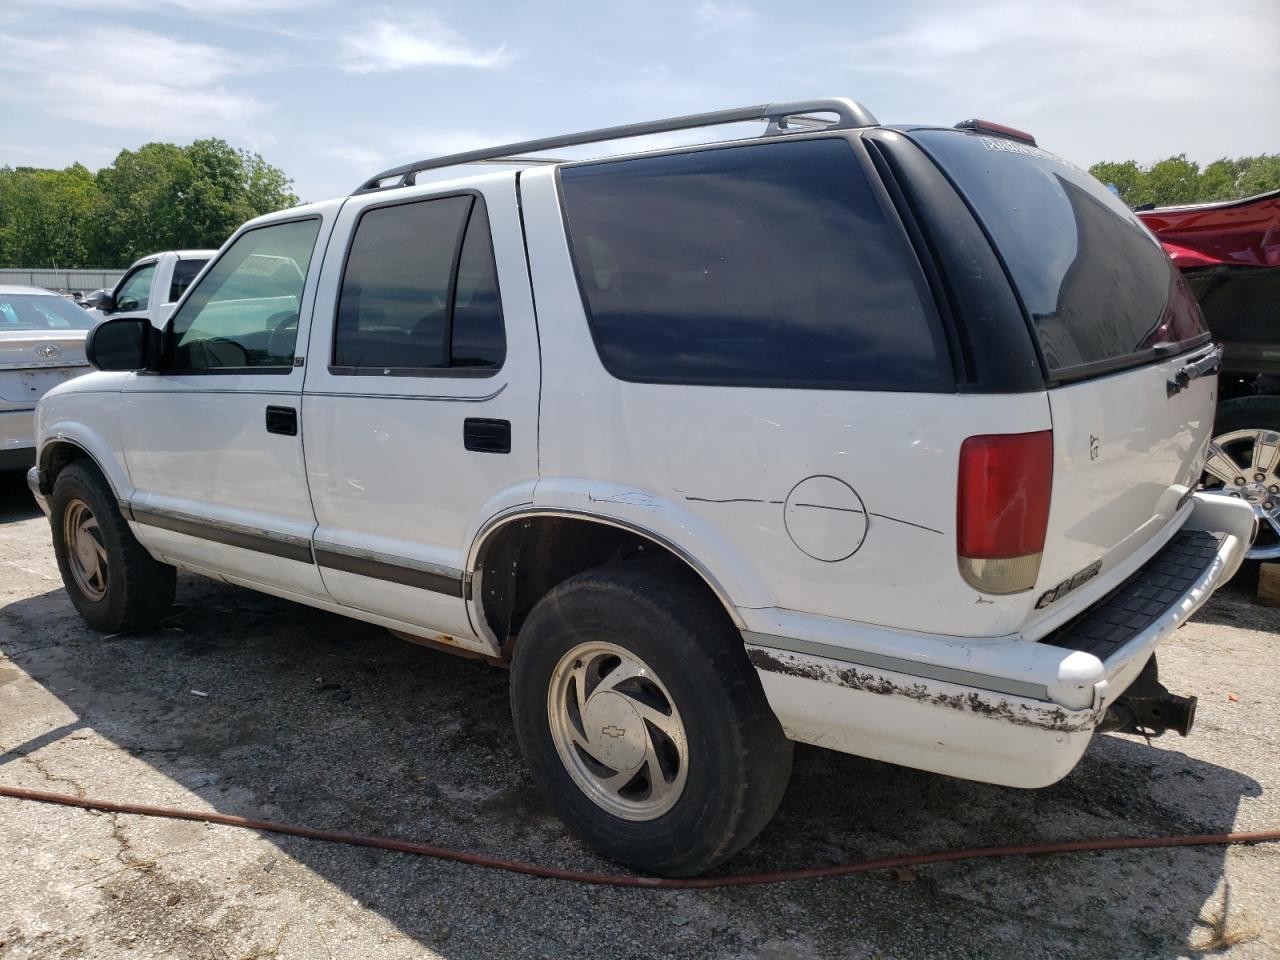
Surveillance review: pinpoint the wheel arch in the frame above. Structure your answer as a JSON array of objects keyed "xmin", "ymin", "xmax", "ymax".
[
  {"xmin": 38, "ymin": 435, "xmax": 128, "ymax": 507},
  {"xmin": 467, "ymin": 509, "xmax": 747, "ymax": 654}
]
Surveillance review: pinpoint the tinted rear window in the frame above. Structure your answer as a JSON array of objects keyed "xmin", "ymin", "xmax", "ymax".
[
  {"xmin": 169, "ymin": 259, "xmax": 208, "ymax": 302},
  {"xmin": 911, "ymin": 131, "xmax": 1207, "ymax": 379},
  {"xmin": 558, "ymin": 137, "xmax": 946, "ymax": 389}
]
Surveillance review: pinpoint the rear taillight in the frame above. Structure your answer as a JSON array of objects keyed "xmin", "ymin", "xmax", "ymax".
[{"xmin": 957, "ymin": 431, "xmax": 1053, "ymax": 594}]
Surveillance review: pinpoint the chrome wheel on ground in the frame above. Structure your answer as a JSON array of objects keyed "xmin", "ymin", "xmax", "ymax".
[
  {"xmin": 62, "ymin": 498, "xmax": 108, "ymax": 601},
  {"xmin": 1202, "ymin": 427, "xmax": 1280, "ymax": 561},
  {"xmin": 547, "ymin": 641, "xmax": 688, "ymax": 821}
]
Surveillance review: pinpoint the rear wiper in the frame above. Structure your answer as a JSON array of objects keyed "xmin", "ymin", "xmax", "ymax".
[{"xmin": 1167, "ymin": 343, "xmax": 1223, "ymax": 397}]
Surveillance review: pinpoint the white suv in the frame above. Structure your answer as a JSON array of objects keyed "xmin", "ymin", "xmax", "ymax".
[{"xmin": 26, "ymin": 100, "xmax": 1256, "ymax": 876}]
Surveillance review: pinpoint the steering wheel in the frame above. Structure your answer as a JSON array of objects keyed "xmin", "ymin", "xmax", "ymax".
[{"xmin": 265, "ymin": 310, "xmax": 300, "ymax": 363}]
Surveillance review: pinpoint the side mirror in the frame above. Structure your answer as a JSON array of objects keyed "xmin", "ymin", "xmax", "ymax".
[
  {"xmin": 84, "ymin": 289, "xmax": 115, "ymax": 312},
  {"xmin": 115, "ymin": 295, "xmax": 141, "ymax": 312},
  {"xmin": 86, "ymin": 317, "xmax": 155, "ymax": 371}
]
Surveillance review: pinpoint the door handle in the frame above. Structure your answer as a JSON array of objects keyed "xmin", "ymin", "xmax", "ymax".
[
  {"xmin": 464, "ymin": 418, "xmax": 510, "ymax": 453},
  {"xmin": 265, "ymin": 405, "xmax": 298, "ymax": 436}
]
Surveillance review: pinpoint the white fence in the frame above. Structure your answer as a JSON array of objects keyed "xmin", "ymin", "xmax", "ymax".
[{"xmin": 0, "ymin": 269, "xmax": 125, "ymax": 293}]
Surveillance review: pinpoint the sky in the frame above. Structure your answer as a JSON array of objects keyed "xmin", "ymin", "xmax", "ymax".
[{"xmin": 0, "ymin": 0, "xmax": 1277, "ymax": 203}]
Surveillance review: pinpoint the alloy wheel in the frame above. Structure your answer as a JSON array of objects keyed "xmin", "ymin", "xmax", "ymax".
[
  {"xmin": 1202, "ymin": 428, "xmax": 1280, "ymax": 560},
  {"xmin": 546, "ymin": 640, "xmax": 689, "ymax": 821}
]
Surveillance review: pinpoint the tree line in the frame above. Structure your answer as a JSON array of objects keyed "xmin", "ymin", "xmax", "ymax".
[
  {"xmin": 1089, "ymin": 154, "xmax": 1280, "ymax": 209},
  {"xmin": 0, "ymin": 140, "xmax": 299, "ymax": 269}
]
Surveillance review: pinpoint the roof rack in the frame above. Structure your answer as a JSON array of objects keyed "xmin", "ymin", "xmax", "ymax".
[{"xmin": 352, "ymin": 98, "xmax": 878, "ymax": 194}]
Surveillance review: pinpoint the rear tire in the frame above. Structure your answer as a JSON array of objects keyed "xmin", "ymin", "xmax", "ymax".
[
  {"xmin": 50, "ymin": 462, "xmax": 176, "ymax": 632},
  {"xmin": 509, "ymin": 561, "xmax": 792, "ymax": 877}
]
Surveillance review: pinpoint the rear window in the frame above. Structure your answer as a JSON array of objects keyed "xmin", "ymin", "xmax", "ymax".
[
  {"xmin": 558, "ymin": 137, "xmax": 947, "ymax": 389},
  {"xmin": 0, "ymin": 294, "xmax": 95, "ymax": 331},
  {"xmin": 169, "ymin": 259, "xmax": 208, "ymax": 303},
  {"xmin": 911, "ymin": 130, "xmax": 1208, "ymax": 380}
]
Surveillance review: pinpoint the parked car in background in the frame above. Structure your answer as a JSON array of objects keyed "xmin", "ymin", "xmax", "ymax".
[
  {"xmin": 1138, "ymin": 190, "xmax": 1280, "ymax": 559},
  {"xmin": 83, "ymin": 250, "xmax": 216, "ymax": 328},
  {"xmin": 27, "ymin": 100, "xmax": 1255, "ymax": 876},
  {"xmin": 1, "ymin": 286, "xmax": 97, "ymax": 471}
]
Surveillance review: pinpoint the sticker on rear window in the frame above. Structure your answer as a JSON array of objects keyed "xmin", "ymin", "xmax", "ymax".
[{"xmin": 979, "ymin": 137, "xmax": 1056, "ymax": 161}]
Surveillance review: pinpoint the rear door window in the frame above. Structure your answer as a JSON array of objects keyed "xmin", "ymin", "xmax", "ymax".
[
  {"xmin": 333, "ymin": 194, "xmax": 506, "ymax": 374},
  {"xmin": 909, "ymin": 130, "xmax": 1208, "ymax": 380},
  {"xmin": 169, "ymin": 259, "xmax": 208, "ymax": 302},
  {"xmin": 558, "ymin": 137, "xmax": 947, "ymax": 389}
]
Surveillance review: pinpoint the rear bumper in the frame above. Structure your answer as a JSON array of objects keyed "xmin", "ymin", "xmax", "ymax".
[
  {"xmin": 0, "ymin": 408, "xmax": 36, "ymax": 472},
  {"xmin": 745, "ymin": 492, "xmax": 1255, "ymax": 788}
]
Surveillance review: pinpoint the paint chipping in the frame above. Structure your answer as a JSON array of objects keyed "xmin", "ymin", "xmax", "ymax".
[{"xmin": 747, "ymin": 647, "xmax": 1097, "ymax": 733}]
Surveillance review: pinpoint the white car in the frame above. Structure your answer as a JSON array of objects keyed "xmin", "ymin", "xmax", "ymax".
[
  {"xmin": 27, "ymin": 100, "xmax": 1255, "ymax": 876},
  {"xmin": 83, "ymin": 250, "xmax": 216, "ymax": 328},
  {"xmin": 0, "ymin": 286, "xmax": 97, "ymax": 472}
]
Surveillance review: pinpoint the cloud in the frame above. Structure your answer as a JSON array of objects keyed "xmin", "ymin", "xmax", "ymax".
[
  {"xmin": 38, "ymin": 0, "xmax": 316, "ymax": 11},
  {"xmin": 0, "ymin": 27, "xmax": 267, "ymax": 136},
  {"xmin": 339, "ymin": 16, "xmax": 508, "ymax": 73},
  {"xmin": 693, "ymin": 2, "xmax": 759, "ymax": 31}
]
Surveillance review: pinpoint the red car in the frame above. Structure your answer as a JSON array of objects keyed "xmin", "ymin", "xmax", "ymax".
[{"xmin": 1139, "ymin": 190, "xmax": 1280, "ymax": 560}]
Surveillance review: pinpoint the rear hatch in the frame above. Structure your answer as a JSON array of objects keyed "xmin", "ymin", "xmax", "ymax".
[
  {"xmin": 909, "ymin": 130, "xmax": 1215, "ymax": 636},
  {"xmin": 0, "ymin": 293, "xmax": 94, "ymax": 410}
]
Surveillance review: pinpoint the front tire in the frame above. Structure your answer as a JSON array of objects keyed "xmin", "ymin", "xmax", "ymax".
[
  {"xmin": 50, "ymin": 461, "xmax": 176, "ymax": 632},
  {"xmin": 510, "ymin": 561, "xmax": 792, "ymax": 877}
]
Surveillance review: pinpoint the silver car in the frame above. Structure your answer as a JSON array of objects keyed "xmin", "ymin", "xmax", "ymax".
[{"xmin": 1, "ymin": 286, "xmax": 97, "ymax": 471}]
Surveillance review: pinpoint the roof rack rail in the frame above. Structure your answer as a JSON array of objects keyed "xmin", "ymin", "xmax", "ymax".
[{"xmin": 352, "ymin": 97, "xmax": 878, "ymax": 194}]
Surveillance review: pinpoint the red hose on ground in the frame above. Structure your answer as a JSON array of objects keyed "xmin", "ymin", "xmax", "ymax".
[{"xmin": 2, "ymin": 784, "xmax": 1277, "ymax": 889}]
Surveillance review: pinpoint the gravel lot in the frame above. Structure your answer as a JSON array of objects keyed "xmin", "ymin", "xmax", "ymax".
[{"xmin": 1, "ymin": 470, "xmax": 1278, "ymax": 959}]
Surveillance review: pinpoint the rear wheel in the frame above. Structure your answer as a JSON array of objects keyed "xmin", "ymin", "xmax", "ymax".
[
  {"xmin": 510, "ymin": 561, "xmax": 792, "ymax": 877},
  {"xmin": 1201, "ymin": 396, "xmax": 1280, "ymax": 561},
  {"xmin": 50, "ymin": 462, "xmax": 176, "ymax": 632}
]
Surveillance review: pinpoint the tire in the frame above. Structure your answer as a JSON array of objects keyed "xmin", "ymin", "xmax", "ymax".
[
  {"xmin": 509, "ymin": 560, "xmax": 792, "ymax": 877},
  {"xmin": 50, "ymin": 461, "xmax": 176, "ymax": 632},
  {"xmin": 1203, "ymin": 395, "xmax": 1280, "ymax": 562}
]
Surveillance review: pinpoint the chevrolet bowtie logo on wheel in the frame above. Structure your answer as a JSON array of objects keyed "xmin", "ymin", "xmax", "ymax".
[{"xmin": 601, "ymin": 725, "xmax": 626, "ymax": 738}]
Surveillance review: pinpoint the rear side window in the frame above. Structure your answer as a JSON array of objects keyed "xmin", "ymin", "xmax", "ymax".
[
  {"xmin": 911, "ymin": 130, "xmax": 1208, "ymax": 380},
  {"xmin": 169, "ymin": 259, "xmax": 207, "ymax": 302},
  {"xmin": 558, "ymin": 138, "xmax": 946, "ymax": 389},
  {"xmin": 334, "ymin": 194, "xmax": 505, "ymax": 374}
]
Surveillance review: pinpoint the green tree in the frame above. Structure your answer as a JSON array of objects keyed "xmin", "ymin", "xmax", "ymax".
[
  {"xmin": 1089, "ymin": 159, "xmax": 1151, "ymax": 207},
  {"xmin": 0, "ymin": 139, "xmax": 299, "ymax": 268},
  {"xmin": 1235, "ymin": 155, "xmax": 1280, "ymax": 198},
  {"xmin": 0, "ymin": 164, "xmax": 103, "ymax": 267},
  {"xmin": 1089, "ymin": 153, "xmax": 1280, "ymax": 208}
]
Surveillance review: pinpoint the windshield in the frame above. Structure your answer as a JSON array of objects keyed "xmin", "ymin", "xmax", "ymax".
[
  {"xmin": 910, "ymin": 130, "xmax": 1208, "ymax": 380},
  {"xmin": 0, "ymin": 294, "xmax": 96, "ymax": 331}
]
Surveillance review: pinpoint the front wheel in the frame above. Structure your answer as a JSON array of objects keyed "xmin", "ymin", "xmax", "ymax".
[
  {"xmin": 1201, "ymin": 396, "xmax": 1280, "ymax": 561},
  {"xmin": 510, "ymin": 561, "xmax": 792, "ymax": 877},
  {"xmin": 50, "ymin": 461, "xmax": 176, "ymax": 632}
]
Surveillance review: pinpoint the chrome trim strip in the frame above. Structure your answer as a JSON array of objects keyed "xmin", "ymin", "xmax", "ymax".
[
  {"xmin": 129, "ymin": 504, "xmax": 314, "ymax": 565},
  {"xmin": 313, "ymin": 541, "xmax": 464, "ymax": 597},
  {"xmin": 743, "ymin": 630, "xmax": 1049, "ymax": 700},
  {"xmin": 305, "ymin": 382, "xmax": 508, "ymax": 403}
]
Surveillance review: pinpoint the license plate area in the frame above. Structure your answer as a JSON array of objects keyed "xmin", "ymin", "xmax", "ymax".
[{"xmin": 0, "ymin": 367, "xmax": 87, "ymax": 404}]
